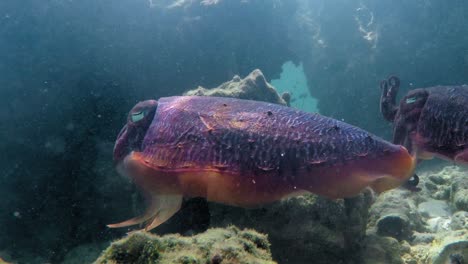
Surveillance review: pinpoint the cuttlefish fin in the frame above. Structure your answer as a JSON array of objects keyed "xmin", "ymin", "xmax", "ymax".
[{"xmin": 107, "ymin": 193, "xmax": 182, "ymax": 231}]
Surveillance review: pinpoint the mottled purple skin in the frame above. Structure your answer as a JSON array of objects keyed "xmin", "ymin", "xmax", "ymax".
[
  {"xmin": 142, "ymin": 96, "xmax": 395, "ymax": 172},
  {"xmin": 380, "ymin": 76, "xmax": 468, "ymax": 164},
  {"xmin": 115, "ymin": 96, "xmax": 414, "ymax": 204}
]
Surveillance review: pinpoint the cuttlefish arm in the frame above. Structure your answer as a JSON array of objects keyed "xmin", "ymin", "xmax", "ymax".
[
  {"xmin": 107, "ymin": 194, "xmax": 182, "ymax": 231},
  {"xmin": 107, "ymin": 152, "xmax": 183, "ymax": 231}
]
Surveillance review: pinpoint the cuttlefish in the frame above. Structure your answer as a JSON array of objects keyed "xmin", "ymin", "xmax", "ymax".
[
  {"xmin": 109, "ymin": 96, "xmax": 415, "ymax": 231},
  {"xmin": 380, "ymin": 76, "xmax": 468, "ymax": 165}
]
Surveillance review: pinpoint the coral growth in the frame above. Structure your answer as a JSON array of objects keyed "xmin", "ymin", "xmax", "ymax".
[{"xmin": 94, "ymin": 226, "xmax": 276, "ymax": 264}]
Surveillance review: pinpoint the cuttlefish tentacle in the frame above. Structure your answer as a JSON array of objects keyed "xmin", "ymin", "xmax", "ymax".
[
  {"xmin": 108, "ymin": 152, "xmax": 183, "ymax": 230},
  {"xmin": 107, "ymin": 193, "xmax": 182, "ymax": 230}
]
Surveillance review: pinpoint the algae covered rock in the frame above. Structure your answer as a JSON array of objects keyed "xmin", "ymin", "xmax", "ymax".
[
  {"xmin": 450, "ymin": 211, "xmax": 468, "ymax": 231},
  {"xmin": 370, "ymin": 165, "xmax": 468, "ymax": 264},
  {"xmin": 362, "ymin": 233, "xmax": 405, "ymax": 264},
  {"xmin": 94, "ymin": 226, "xmax": 276, "ymax": 264},
  {"xmin": 184, "ymin": 69, "xmax": 290, "ymax": 106},
  {"xmin": 368, "ymin": 189, "xmax": 424, "ymax": 241},
  {"xmin": 210, "ymin": 192, "xmax": 372, "ymax": 264},
  {"xmin": 379, "ymin": 230, "xmax": 468, "ymax": 264},
  {"xmin": 419, "ymin": 166, "xmax": 467, "ymax": 204},
  {"xmin": 428, "ymin": 230, "xmax": 467, "ymax": 264},
  {"xmin": 402, "ymin": 230, "xmax": 468, "ymax": 264},
  {"xmin": 451, "ymin": 176, "xmax": 468, "ymax": 212},
  {"xmin": 420, "ymin": 166, "xmax": 457, "ymax": 201}
]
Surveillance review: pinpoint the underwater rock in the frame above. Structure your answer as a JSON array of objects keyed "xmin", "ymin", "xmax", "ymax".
[
  {"xmin": 419, "ymin": 166, "xmax": 465, "ymax": 201},
  {"xmin": 428, "ymin": 230, "xmax": 468, "ymax": 264},
  {"xmin": 417, "ymin": 199, "xmax": 451, "ymax": 218},
  {"xmin": 210, "ymin": 192, "xmax": 372, "ymax": 264},
  {"xmin": 62, "ymin": 242, "xmax": 108, "ymax": 264},
  {"xmin": 415, "ymin": 166, "xmax": 468, "ymax": 221},
  {"xmin": 95, "ymin": 226, "xmax": 276, "ymax": 264},
  {"xmin": 362, "ymin": 233, "xmax": 405, "ymax": 264},
  {"xmin": 426, "ymin": 217, "xmax": 451, "ymax": 233},
  {"xmin": 419, "ymin": 166, "xmax": 457, "ymax": 201},
  {"xmin": 400, "ymin": 230, "xmax": 468, "ymax": 264},
  {"xmin": 401, "ymin": 243, "xmax": 431, "ymax": 264},
  {"xmin": 369, "ymin": 165, "xmax": 467, "ymax": 243},
  {"xmin": 451, "ymin": 176, "xmax": 468, "ymax": 211},
  {"xmin": 368, "ymin": 189, "xmax": 424, "ymax": 241},
  {"xmin": 377, "ymin": 165, "xmax": 468, "ymax": 264},
  {"xmin": 411, "ymin": 232, "xmax": 436, "ymax": 245},
  {"xmin": 450, "ymin": 211, "xmax": 468, "ymax": 231},
  {"xmin": 184, "ymin": 69, "xmax": 290, "ymax": 106},
  {"xmin": 376, "ymin": 213, "xmax": 412, "ymax": 241}
]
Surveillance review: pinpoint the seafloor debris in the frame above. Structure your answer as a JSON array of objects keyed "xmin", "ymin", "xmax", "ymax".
[
  {"xmin": 94, "ymin": 226, "xmax": 276, "ymax": 264},
  {"xmin": 184, "ymin": 69, "xmax": 290, "ymax": 106}
]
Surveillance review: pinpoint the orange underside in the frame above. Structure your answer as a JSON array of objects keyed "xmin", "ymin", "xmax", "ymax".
[
  {"xmin": 295, "ymin": 147, "xmax": 415, "ymax": 199},
  {"xmin": 108, "ymin": 149, "xmax": 415, "ymax": 231},
  {"xmin": 126, "ymin": 148, "xmax": 415, "ymax": 205},
  {"xmin": 126, "ymin": 152, "xmax": 297, "ymax": 207}
]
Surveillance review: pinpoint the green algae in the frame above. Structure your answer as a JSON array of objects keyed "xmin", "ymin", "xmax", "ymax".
[{"xmin": 94, "ymin": 226, "xmax": 276, "ymax": 264}]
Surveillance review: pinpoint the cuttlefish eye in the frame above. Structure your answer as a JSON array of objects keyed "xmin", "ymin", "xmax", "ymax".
[
  {"xmin": 403, "ymin": 89, "xmax": 429, "ymax": 107},
  {"xmin": 405, "ymin": 97, "xmax": 417, "ymax": 104},
  {"xmin": 131, "ymin": 111, "xmax": 145, "ymax": 122}
]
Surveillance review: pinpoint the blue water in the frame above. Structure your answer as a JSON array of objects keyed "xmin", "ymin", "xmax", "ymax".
[{"xmin": 271, "ymin": 61, "xmax": 319, "ymax": 113}]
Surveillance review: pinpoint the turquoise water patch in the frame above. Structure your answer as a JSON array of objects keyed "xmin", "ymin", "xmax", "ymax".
[{"xmin": 271, "ymin": 61, "xmax": 319, "ymax": 113}]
